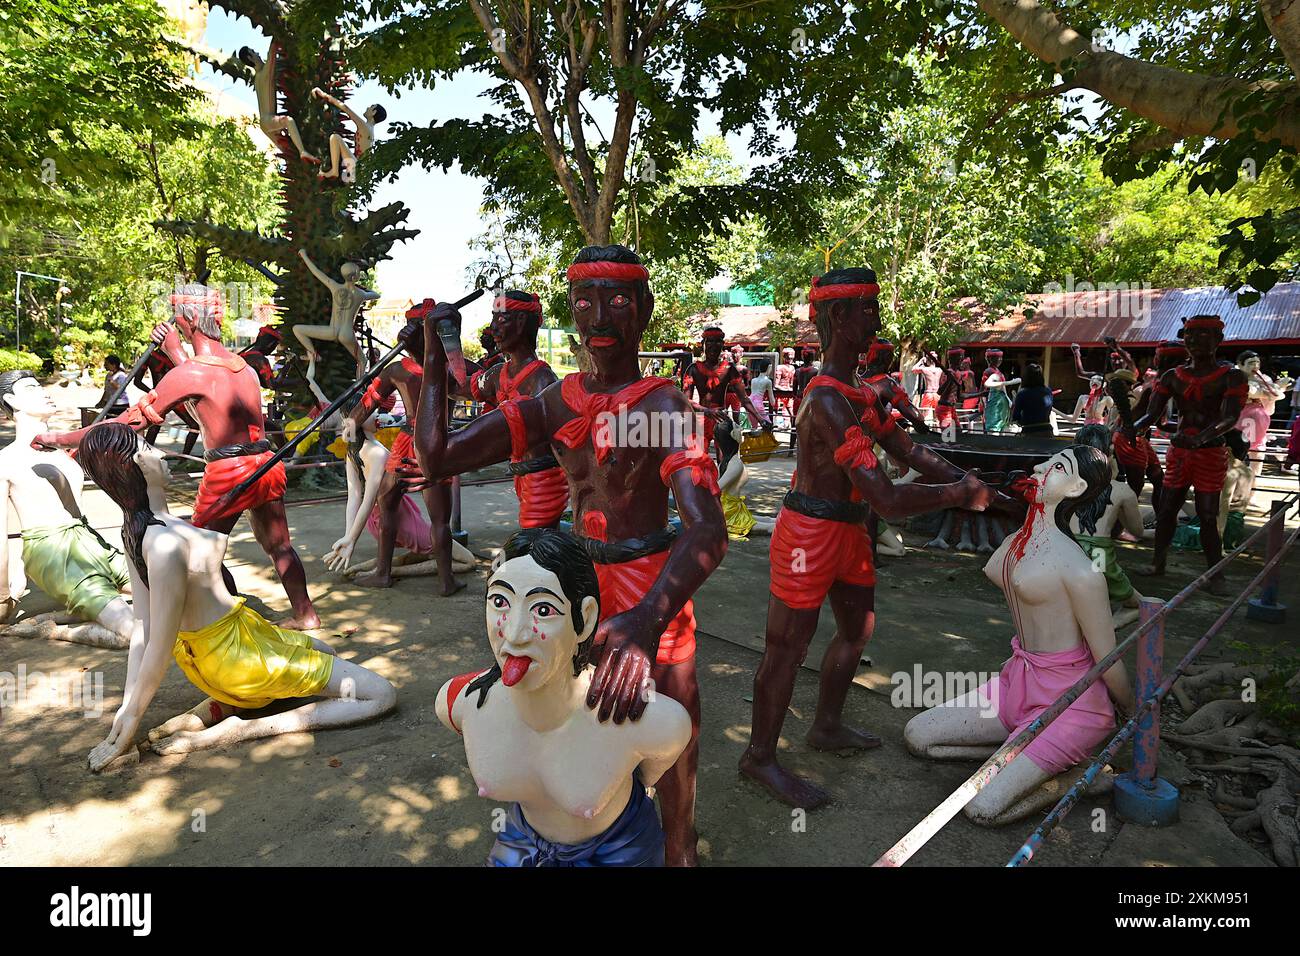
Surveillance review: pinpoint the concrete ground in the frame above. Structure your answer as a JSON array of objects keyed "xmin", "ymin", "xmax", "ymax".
[{"xmin": 0, "ymin": 385, "xmax": 1294, "ymax": 866}]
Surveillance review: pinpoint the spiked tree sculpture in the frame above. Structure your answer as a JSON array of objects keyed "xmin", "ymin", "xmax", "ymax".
[{"xmin": 159, "ymin": 0, "xmax": 417, "ymax": 407}]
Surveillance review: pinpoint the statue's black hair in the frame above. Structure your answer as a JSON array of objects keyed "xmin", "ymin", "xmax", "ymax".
[
  {"xmin": 1070, "ymin": 426, "xmax": 1115, "ymax": 535},
  {"xmin": 0, "ymin": 370, "xmax": 37, "ymax": 419},
  {"xmin": 77, "ymin": 424, "xmax": 163, "ymax": 587}
]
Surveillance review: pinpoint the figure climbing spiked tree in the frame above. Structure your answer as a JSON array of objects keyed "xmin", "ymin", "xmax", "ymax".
[{"xmin": 158, "ymin": 0, "xmax": 417, "ymax": 408}]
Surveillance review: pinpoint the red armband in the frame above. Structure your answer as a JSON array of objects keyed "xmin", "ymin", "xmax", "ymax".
[
  {"xmin": 659, "ymin": 448, "xmax": 721, "ymax": 496},
  {"xmin": 833, "ymin": 425, "xmax": 879, "ymax": 471},
  {"xmin": 359, "ymin": 378, "xmax": 385, "ymax": 416},
  {"xmin": 499, "ymin": 399, "xmax": 530, "ymax": 462},
  {"xmin": 469, "ymin": 370, "xmax": 486, "ymax": 404},
  {"xmin": 122, "ymin": 390, "xmax": 166, "ymax": 428},
  {"xmin": 444, "ymin": 670, "xmax": 487, "ymax": 735}
]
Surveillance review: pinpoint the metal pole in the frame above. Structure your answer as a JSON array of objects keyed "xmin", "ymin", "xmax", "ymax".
[
  {"xmin": 1247, "ymin": 498, "xmax": 1288, "ymax": 623},
  {"xmin": 1113, "ymin": 597, "xmax": 1180, "ymax": 826}
]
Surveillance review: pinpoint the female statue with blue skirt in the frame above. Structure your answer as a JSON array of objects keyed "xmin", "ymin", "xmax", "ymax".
[{"xmin": 436, "ymin": 527, "xmax": 691, "ymax": 866}]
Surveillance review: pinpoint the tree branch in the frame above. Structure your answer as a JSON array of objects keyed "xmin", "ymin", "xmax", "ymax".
[
  {"xmin": 1262, "ymin": 0, "xmax": 1300, "ymax": 83},
  {"xmin": 977, "ymin": 0, "xmax": 1300, "ymax": 148}
]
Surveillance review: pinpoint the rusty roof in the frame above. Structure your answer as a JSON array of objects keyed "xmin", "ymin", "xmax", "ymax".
[{"xmin": 952, "ymin": 283, "xmax": 1300, "ymax": 347}]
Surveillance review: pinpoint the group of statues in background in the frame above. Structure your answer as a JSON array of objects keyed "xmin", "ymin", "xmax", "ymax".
[{"xmin": 5, "ymin": 233, "xmax": 1292, "ymax": 866}]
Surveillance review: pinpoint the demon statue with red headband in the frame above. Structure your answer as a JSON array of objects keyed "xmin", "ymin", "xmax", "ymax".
[
  {"xmin": 861, "ymin": 337, "xmax": 930, "ymax": 433},
  {"xmin": 342, "ymin": 299, "xmax": 462, "ymax": 596},
  {"xmin": 414, "ymin": 245, "xmax": 728, "ymax": 866},
  {"xmin": 35, "ymin": 284, "xmax": 319, "ymax": 629},
  {"xmin": 739, "ymin": 268, "xmax": 1000, "ymax": 809},
  {"xmin": 1134, "ymin": 316, "xmax": 1247, "ymax": 593},
  {"xmin": 681, "ymin": 326, "xmax": 771, "ymax": 457},
  {"xmin": 467, "ymin": 291, "xmax": 568, "ymax": 529},
  {"xmin": 1111, "ymin": 338, "xmax": 1186, "ymax": 510}
]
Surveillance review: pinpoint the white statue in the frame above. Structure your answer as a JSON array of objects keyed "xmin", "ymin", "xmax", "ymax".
[
  {"xmin": 904, "ymin": 445, "xmax": 1135, "ymax": 826},
  {"xmin": 324, "ymin": 406, "xmax": 475, "ymax": 577},
  {"xmin": 0, "ymin": 371, "xmax": 133, "ymax": 648},
  {"xmin": 311, "ymin": 87, "xmax": 385, "ymax": 183},
  {"xmin": 78, "ymin": 423, "xmax": 396, "ymax": 773},
  {"xmin": 1234, "ymin": 351, "xmax": 1285, "ymax": 509},
  {"xmin": 237, "ymin": 42, "xmax": 318, "ymax": 163},
  {"xmin": 436, "ymin": 528, "xmax": 690, "ymax": 866},
  {"xmin": 716, "ymin": 416, "xmax": 775, "ymax": 538},
  {"xmin": 295, "ymin": 248, "xmax": 379, "ymax": 393}
]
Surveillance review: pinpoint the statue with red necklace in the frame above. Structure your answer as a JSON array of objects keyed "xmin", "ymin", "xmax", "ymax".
[
  {"xmin": 467, "ymin": 290, "xmax": 567, "ymax": 529},
  {"xmin": 1134, "ymin": 315, "xmax": 1248, "ymax": 594},
  {"xmin": 738, "ymin": 267, "xmax": 1002, "ymax": 809},
  {"xmin": 681, "ymin": 327, "xmax": 771, "ymax": 456},
  {"xmin": 860, "ymin": 337, "xmax": 931, "ymax": 433},
  {"xmin": 414, "ymin": 245, "xmax": 728, "ymax": 866}
]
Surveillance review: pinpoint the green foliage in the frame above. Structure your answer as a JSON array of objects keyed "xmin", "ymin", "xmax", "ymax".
[
  {"xmin": 0, "ymin": 349, "xmax": 45, "ymax": 374},
  {"xmin": 1226, "ymin": 640, "xmax": 1300, "ymax": 740}
]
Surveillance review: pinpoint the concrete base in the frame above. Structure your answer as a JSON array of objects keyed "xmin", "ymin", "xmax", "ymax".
[
  {"xmin": 1114, "ymin": 772, "xmax": 1180, "ymax": 827},
  {"xmin": 1246, "ymin": 597, "xmax": 1286, "ymax": 624},
  {"xmin": 452, "ymin": 530, "xmax": 469, "ymax": 547}
]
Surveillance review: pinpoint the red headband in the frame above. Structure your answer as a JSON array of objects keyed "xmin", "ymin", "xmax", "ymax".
[
  {"xmin": 1183, "ymin": 316, "xmax": 1223, "ymax": 332},
  {"xmin": 1156, "ymin": 342, "xmax": 1188, "ymax": 355},
  {"xmin": 493, "ymin": 295, "xmax": 542, "ymax": 314},
  {"xmin": 566, "ymin": 261, "xmax": 649, "ymax": 282},
  {"xmin": 258, "ymin": 325, "xmax": 282, "ymax": 341},
  {"xmin": 702, "ymin": 329, "xmax": 726, "ymax": 341},
  {"xmin": 986, "ymin": 349, "xmax": 1003, "ymax": 357},
  {"xmin": 808, "ymin": 277, "xmax": 881, "ymax": 302}
]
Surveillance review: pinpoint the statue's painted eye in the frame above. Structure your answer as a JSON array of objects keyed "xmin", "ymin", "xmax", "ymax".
[
  {"xmin": 610, "ymin": 294, "xmax": 629, "ymax": 307},
  {"xmin": 489, "ymin": 593, "xmax": 510, "ymax": 610},
  {"xmin": 574, "ymin": 298, "xmax": 591, "ymax": 310},
  {"xmin": 534, "ymin": 602, "xmax": 559, "ymax": 618}
]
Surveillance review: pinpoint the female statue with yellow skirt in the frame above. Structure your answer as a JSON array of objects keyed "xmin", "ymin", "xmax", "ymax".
[{"xmin": 79, "ymin": 423, "xmax": 396, "ymax": 773}]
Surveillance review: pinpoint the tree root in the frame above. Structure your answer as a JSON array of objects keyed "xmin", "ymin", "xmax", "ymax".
[{"xmin": 1173, "ymin": 698, "xmax": 1255, "ymax": 736}]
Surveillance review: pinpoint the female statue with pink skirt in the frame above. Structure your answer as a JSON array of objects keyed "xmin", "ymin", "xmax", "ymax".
[{"xmin": 904, "ymin": 445, "xmax": 1135, "ymax": 825}]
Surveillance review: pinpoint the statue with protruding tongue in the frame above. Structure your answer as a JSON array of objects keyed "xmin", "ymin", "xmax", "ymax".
[{"xmin": 436, "ymin": 528, "xmax": 690, "ymax": 867}]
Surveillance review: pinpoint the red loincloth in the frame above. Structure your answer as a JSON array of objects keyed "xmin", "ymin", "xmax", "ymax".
[
  {"xmin": 936, "ymin": 403, "xmax": 957, "ymax": 428},
  {"xmin": 1165, "ymin": 444, "xmax": 1229, "ymax": 493},
  {"xmin": 769, "ymin": 509, "xmax": 875, "ymax": 609},
  {"xmin": 192, "ymin": 452, "xmax": 287, "ymax": 528},
  {"xmin": 385, "ymin": 430, "xmax": 418, "ymax": 475},
  {"xmin": 592, "ymin": 549, "xmax": 696, "ymax": 667},
  {"xmin": 515, "ymin": 467, "xmax": 569, "ymax": 528},
  {"xmin": 1113, "ymin": 431, "xmax": 1159, "ymax": 470}
]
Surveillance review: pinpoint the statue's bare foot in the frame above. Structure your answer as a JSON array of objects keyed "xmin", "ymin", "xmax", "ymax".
[
  {"xmin": 806, "ymin": 723, "xmax": 882, "ymax": 753},
  {"xmin": 353, "ymin": 572, "xmax": 394, "ymax": 589},
  {"xmin": 279, "ymin": 611, "xmax": 322, "ymax": 631},
  {"xmin": 300, "ymin": 152, "xmax": 320, "ymax": 164},
  {"xmin": 925, "ymin": 537, "xmax": 950, "ymax": 550},
  {"xmin": 151, "ymin": 730, "xmax": 203, "ymax": 756},
  {"xmin": 739, "ymin": 751, "xmax": 832, "ymax": 809},
  {"xmin": 148, "ymin": 712, "xmax": 206, "ymax": 744},
  {"xmin": 1135, "ymin": 565, "xmax": 1166, "ymax": 578},
  {"xmin": 440, "ymin": 577, "xmax": 467, "ymax": 597}
]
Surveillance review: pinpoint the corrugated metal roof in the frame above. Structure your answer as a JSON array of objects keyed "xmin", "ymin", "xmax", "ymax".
[
  {"xmin": 695, "ymin": 283, "xmax": 1300, "ymax": 349},
  {"xmin": 952, "ymin": 283, "xmax": 1300, "ymax": 347}
]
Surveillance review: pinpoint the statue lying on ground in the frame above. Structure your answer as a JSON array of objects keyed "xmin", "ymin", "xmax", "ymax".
[
  {"xmin": 0, "ymin": 371, "xmax": 133, "ymax": 649},
  {"xmin": 437, "ymin": 528, "xmax": 691, "ymax": 866},
  {"xmin": 80, "ymin": 424, "xmax": 396, "ymax": 773}
]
